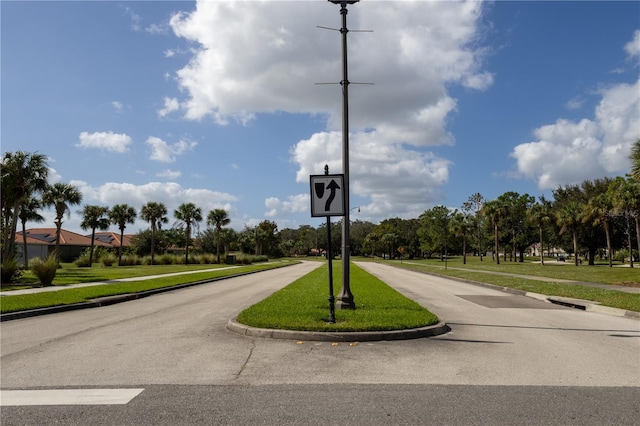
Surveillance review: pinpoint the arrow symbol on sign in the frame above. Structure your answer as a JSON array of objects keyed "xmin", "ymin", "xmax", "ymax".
[{"xmin": 325, "ymin": 180, "xmax": 340, "ymax": 211}]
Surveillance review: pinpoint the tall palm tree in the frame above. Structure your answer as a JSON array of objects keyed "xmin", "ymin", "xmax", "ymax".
[
  {"xmin": 18, "ymin": 196, "xmax": 45, "ymax": 268},
  {"xmin": 207, "ymin": 208, "xmax": 230, "ymax": 264},
  {"xmin": 582, "ymin": 193, "xmax": 614, "ymax": 267},
  {"xmin": 109, "ymin": 204, "xmax": 137, "ymax": 266},
  {"xmin": 482, "ymin": 199, "xmax": 506, "ymax": 264},
  {"xmin": 610, "ymin": 177, "xmax": 639, "ymax": 268},
  {"xmin": 630, "ymin": 139, "xmax": 640, "ymax": 183},
  {"xmin": 555, "ymin": 201, "xmax": 582, "ymax": 266},
  {"xmin": 450, "ymin": 211, "xmax": 470, "ymax": 264},
  {"xmin": 80, "ymin": 205, "xmax": 110, "ymax": 266},
  {"xmin": 140, "ymin": 201, "xmax": 168, "ymax": 265},
  {"xmin": 174, "ymin": 203, "xmax": 203, "ymax": 264},
  {"xmin": 1, "ymin": 151, "xmax": 49, "ymax": 260},
  {"xmin": 42, "ymin": 182, "xmax": 83, "ymax": 255},
  {"xmin": 526, "ymin": 197, "xmax": 553, "ymax": 265}
]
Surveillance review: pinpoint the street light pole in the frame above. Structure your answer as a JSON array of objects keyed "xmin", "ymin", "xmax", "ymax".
[{"xmin": 329, "ymin": 0, "xmax": 357, "ymax": 310}]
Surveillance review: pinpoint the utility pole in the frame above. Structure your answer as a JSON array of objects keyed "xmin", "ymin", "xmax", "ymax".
[{"xmin": 329, "ymin": 0, "xmax": 358, "ymax": 310}]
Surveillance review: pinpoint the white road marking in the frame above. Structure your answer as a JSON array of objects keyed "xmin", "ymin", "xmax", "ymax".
[{"xmin": 0, "ymin": 388, "xmax": 144, "ymax": 406}]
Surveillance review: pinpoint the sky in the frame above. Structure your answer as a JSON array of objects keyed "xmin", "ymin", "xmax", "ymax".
[{"xmin": 2, "ymin": 0, "xmax": 639, "ymax": 236}]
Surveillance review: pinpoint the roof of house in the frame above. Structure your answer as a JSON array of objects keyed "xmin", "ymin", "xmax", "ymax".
[
  {"xmin": 92, "ymin": 231, "xmax": 133, "ymax": 248},
  {"xmin": 17, "ymin": 228, "xmax": 117, "ymax": 248}
]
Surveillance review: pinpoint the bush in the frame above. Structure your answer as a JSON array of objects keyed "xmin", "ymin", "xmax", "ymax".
[
  {"xmin": 30, "ymin": 253, "xmax": 58, "ymax": 286},
  {"xmin": 74, "ymin": 252, "xmax": 91, "ymax": 267},
  {"xmin": 101, "ymin": 253, "xmax": 117, "ymax": 267},
  {"xmin": 158, "ymin": 254, "xmax": 175, "ymax": 265},
  {"xmin": 1, "ymin": 257, "xmax": 23, "ymax": 283},
  {"xmin": 120, "ymin": 254, "xmax": 141, "ymax": 266}
]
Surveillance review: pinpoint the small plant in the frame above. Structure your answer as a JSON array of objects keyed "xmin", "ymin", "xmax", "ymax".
[
  {"xmin": 158, "ymin": 254, "xmax": 175, "ymax": 265},
  {"xmin": 74, "ymin": 253, "xmax": 92, "ymax": 267},
  {"xmin": 1, "ymin": 257, "xmax": 23, "ymax": 283},
  {"xmin": 30, "ymin": 253, "xmax": 59, "ymax": 286},
  {"xmin": 100, "ymin": 253, "xmax": 117, "ymax": 267}
]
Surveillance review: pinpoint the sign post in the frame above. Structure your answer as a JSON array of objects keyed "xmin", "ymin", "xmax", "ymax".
[{"xmin": 310, "ymin": 165, "xmax": 345, "ymax": 323}]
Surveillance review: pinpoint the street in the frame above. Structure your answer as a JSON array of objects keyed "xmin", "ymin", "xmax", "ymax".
[{"xmin": 1, "ymin": 261, "xmax": 639, "ymax": 425}]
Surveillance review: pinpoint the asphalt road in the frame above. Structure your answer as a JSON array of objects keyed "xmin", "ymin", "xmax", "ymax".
[{"xmin": 1, "ymin": 261, "xmax": 639, "ymax": 425}]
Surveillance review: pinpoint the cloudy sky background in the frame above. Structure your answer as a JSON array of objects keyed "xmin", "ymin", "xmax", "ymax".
[{"xmin": 2, "ymin": 1, "xmax": 639, "ymax": 235}]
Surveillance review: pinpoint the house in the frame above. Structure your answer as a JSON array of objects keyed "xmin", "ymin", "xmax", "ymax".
[{"xmin": 15, "ymin": 228, "xmax": 133, "ymax": 263}]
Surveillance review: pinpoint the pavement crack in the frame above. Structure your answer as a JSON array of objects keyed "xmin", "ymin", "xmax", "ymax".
[{"xmin": 234, "ymin": 339, "xmax": 256, "ymax": 380}]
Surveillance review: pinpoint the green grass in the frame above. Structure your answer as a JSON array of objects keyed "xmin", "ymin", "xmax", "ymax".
[
  {"xmin": 237, "ymin": 263, "xmax": 439, "ymax": 332},
  {"xmin": 377, "ymin": 257, "xmax": 640, "ymax": 312},
  {"xmin": 0, "ymin": 262, "xmax": 292, "ymax": 314}
]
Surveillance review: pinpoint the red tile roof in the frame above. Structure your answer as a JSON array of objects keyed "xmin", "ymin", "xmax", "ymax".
[{"xmin": 16, "ymin": 228, "xmax": 125, "ymax": 248}]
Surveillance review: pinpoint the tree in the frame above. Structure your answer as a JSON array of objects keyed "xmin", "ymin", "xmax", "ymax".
[
  {"xmin": 418, "ymin": 206, "xmax": 453, "ymax": 260},
  {"xmin": 140, "ymin": 201, "xmax": 168, "ymax": 264},
  {"xmin": 42, "ymin": 182, "xmax": 83, "ymax": 255},
  {"xmin": 450, "ymin": 211, "xmax": 471, "ymax": 264},
  {"xmin": 1, "ymin": 151, "xmax": 49, "ymax": 261},
  {"xmin": 462, "ymin": 193, "xmax": 485, "ymax": 260},
  {"xmin": 609, "ymin": 177, "xmax": 639, "ymax": 267},
  {"xmin": 630, "ymin": 139, "xmax": 640, "ymax": 183},
  {"xmin": 482, "ymin": 199, "xmax": 506, "ymax": 264},
  {"xmin": 80, "ymin": 205, "xmax": 110, "ymax": 266},
  {"xmin": 18, "ymin": 196, "xmax": 45, "ymax": 267},
  {"xmin": 527, "ymin": 197, "xmax": 553, "ymax": 265},
  {"xmin": 109, "ymin": 204, "xmax": 137, "ymax": 266},
  {"xmin": 207, "ymin": 208, "xmax": 230, "ymax": 263},
  {"xmin": 582, "ymin": 193, "xmax": 614, "ymax": 267},
  {"xmin": 555, "ymin": 201, "xmax": 583, "ymax": 266},
  {"xmin": 174, "ymin": 203, "xmax": 203, "ymax": 264}
]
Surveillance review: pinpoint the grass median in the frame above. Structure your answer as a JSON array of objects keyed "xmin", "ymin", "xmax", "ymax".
[
  {"xmin": 380, "ymin": 257, "xmax": 640, "ymax": 313},
  {"xmin": 0, "ymin": 261, "xmax": 293, "ymax": 314},
  {"xmin": 237, "ymin": 262, "xmax": 439, "ymax": 332}
]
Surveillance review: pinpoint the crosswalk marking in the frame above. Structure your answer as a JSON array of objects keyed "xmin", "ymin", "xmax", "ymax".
[{"xmin": 0, "ymin": 388, "xmax": 144, "ymax": 406}]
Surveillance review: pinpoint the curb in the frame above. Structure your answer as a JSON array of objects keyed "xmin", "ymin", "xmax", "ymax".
[{"xmin": 227, "ymin": 318, "xmax": 451, "ymax": 342}]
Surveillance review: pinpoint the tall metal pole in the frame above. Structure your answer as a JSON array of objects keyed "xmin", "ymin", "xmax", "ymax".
[{"xmin": 330, "ymin": 0, "xmax": 356, "ymax": 310}]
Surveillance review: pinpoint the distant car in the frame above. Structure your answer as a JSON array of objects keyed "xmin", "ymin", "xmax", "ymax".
[{"xmin": 557, "ymin": 255, "xmax": 565, "ymax": 262}]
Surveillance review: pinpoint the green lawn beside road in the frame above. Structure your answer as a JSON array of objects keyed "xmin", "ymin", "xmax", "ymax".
[{"xmin": 378, "ymin": 256, "xmax": 640, "ymax": 312}]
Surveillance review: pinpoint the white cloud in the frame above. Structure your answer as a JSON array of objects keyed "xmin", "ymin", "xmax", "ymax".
[
  {"xmin": 624, "ymin": 29, "xmax": 640, "ymax": 59},
  {"xmin": 265, "ymin": 194, "xmax": 309, "ymax": 217},
  {"xmin": 511, "ymin": 77, "xmax": 640, "ymax": 189},
  {"xmin": 66, "ymin": 180, "xmax": 239, "ymax": 233},
  {"xmin": 146, "ymin": 136, "xmax": 197, "ymax": 163},
  {"xmin": 112, "ymin": 101, "xmax": 123, "ymax": 111},
  {"xmin": 157, "ymin": 169, "xmax": 182, "ymax": 179},
  {"xmin": 76, "ymin": 131, "xmax": 132, "ymax": 153},
  {"xmin": 165, "ymin": 1, "xmax": 491, "ymax": 221},
  {"xmin": 158, "ymin": 97, "xmax": 180, "ymax": 117}
]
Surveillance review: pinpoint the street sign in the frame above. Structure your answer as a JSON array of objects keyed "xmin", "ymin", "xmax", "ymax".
[{"xmin": 310, "ymin": 174, "xmax": 345, "ymax": 217}]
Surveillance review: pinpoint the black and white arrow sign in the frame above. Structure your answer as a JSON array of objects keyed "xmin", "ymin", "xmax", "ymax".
[{"xmin": 310, "ymin": 174, "xmax": 345, "ymax": 217}]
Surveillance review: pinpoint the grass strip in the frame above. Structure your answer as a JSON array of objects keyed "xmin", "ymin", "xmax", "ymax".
[
  {"xmin": 0, "ymin": 262, "xmax": 290, "ymax": 314},
  {"xmin": 237, "ymin": 262, "xmax": 439, "ymax": 332},
  {"xmin": 388, "ymin": 261, "xmax": 640, "ymax": 312}
]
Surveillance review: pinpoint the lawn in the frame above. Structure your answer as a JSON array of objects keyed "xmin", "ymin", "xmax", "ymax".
[
  {"xmin": 237, "ymin": 262, "xmax": 439, "ymax": 332},
  {"xmin": 374, "ymin": 256, "xmax": 640, "ymax": 312},
  {"xmin": 0, "ymin": 261, "xmax": 293, "ymax": 314}
]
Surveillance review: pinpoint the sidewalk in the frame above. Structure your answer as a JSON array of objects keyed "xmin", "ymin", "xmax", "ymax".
[
  {"xmin": 0, "ymin": 266, "xmax": 241, "ymax": 297},
  {"xmin": 401, "ymin": 261, "xmax": 640, "ymax": 294}
]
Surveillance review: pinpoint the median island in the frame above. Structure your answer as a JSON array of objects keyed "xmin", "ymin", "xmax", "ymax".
[{"xmin": 234, "ymin": 263, "xmax": 443, "ymax": 340}]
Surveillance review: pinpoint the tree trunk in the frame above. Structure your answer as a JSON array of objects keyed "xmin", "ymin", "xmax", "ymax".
[{"xmin": 539, "ymin": 227, "xmax": 544, "ymax": 265}]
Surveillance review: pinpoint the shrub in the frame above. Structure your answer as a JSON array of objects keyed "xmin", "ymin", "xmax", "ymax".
[
  {"xmin": 30, "ymin": 253, "xmax": 58, "ymax": 286},
  {"xmin": 74, "ymin": 252, "xmax": 92, "ymax": 267},
  {"xmin": 158, "ymin": 254, "xmax": 175, "ymax": 265},
  {"xmin": 101, "ymin": 253, "xmax": 117, "ymax": 267},
  {"xmin": 1, "ymin": 257, "xmax": 23, "ymax": 283},
  {"xmin": 120, "ymin": 254, "xmax": 141, "ymax": 266}
]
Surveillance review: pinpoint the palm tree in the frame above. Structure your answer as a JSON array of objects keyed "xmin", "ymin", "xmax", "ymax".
[
  {"xmin": 109, "ymin": 204, "xmax": 137, "ymax": 266},
  {"xmin": 80, "ymin": 205, "xmax": 110, "ymax": 266},
  {"xmin": 630, "ymin": 139, "xmax": 640, "ymax": 182},
  {"xmin": 42, "ymin": 182, "xmax": 83, "ymax": 255},
  {"xmin": 482, "ymin": 199, "xmax": 506, "ymax": 264},
  {"xmin": 555, "ymin": 201, "xmax": 582, "ymax": 266},
  {"xmin": 526, "ymin": 198, "xmax": 553, "ymax": 265},
  {"xmin": 1, "ymin": 151, "xmax": 49, "ymax": 261},
  {"xmin": 174, "ymin": 203, "xmax": 203, "ymax": 264},
  {"xmin": 18, "ymin": 196, "xmax": 45, "ymax": 267},
  {"xmin": 140, "ymin": 201, "xmax": 168, "ymax": 265},
  {"xmin": 207, "ymin": 208, "xmax": 230, "ymax": 263},
  {"xmin": 610, "ymin": 177, "xmax": 639, "ymax": 268},
  {"xmin": 450, "ymin": 211, "xmax": 470, "ymax": 264},
  {"xmin": 582, "ymin": 193, "xmax": 614, "ymax": 267}
]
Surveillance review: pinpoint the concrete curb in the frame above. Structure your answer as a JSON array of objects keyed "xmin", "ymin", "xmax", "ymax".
[{"xmin": 227, "ymin": 318, "xmax": 451, "ymax": 342}]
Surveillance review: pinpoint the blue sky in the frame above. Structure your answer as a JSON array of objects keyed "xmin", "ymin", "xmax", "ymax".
[{"xmin": 2, "ymin": 1, "xmax": 639, "ymax": 235}]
